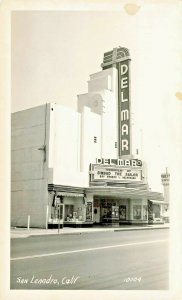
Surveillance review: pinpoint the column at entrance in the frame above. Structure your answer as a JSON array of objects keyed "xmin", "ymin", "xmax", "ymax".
[
  {"xmin": 128, "ymin": 199, "xmax": 133, "ymax": 222},
  {"xmin": 93, "ymin": 198, "xmax": 101, "ymax": 224}
]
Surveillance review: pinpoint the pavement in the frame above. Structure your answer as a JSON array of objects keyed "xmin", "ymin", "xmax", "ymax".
[
  {"xmin": 11, "ymin": 223, "xmax": 170, "ymax": 238},
  {"xmin": 11, "ymin": 229, "xmax": 169, "ymax": 289}
]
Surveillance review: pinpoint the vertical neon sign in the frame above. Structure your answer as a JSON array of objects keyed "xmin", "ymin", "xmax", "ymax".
[{"xmin": 118, "ymin": 59, "xmax": 131, "ymax": 156}]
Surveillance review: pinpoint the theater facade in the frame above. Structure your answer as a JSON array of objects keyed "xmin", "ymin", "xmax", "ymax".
[{"xmin": 11, "ymin": 47, "xmax": 165, "ymax": 228}]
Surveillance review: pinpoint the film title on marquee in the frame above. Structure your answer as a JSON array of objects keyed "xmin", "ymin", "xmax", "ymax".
[{"xmin": 90, "ymin": 158, "xmax": 143, "ymax": 182}]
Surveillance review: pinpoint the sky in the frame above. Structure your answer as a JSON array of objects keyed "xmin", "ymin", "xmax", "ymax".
[{"xmin": 11, "ymin": 4, "xmax": 182, "ymax": 192}]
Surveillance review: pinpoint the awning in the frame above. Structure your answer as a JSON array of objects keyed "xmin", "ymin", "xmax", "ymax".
[
  {"xmin": 87, "ymin": 186, "xmax": 164, "ymax": 200},
  {"xmin": 57, "ymin": 192, "xmax": 84, "ymax": 198},
  {"xmin": 149, "ymin": 200, "xmax": 168, "ymax": 205}
]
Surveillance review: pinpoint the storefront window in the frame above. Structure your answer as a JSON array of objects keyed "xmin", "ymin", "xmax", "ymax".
[
  {"xmin": 64, "ymin": 205, "xmax": 74, "ymax": 221},
  {"xmin": 133, "ymin": 205, "xmax": 142, "ymax": 219},
  {"xmin": 153, "ymin": 204, "xmax": 160, "ymax": 218}
]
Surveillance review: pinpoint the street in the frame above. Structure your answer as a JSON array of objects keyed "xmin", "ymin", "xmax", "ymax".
[{"xmin": 11, "ymin": 229, "xmax": 169, "ymax": 290}]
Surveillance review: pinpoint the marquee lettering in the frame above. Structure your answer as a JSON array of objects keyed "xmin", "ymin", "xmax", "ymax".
[
  {"xmin": 121, "ymin": 77, "xmax": 128, "ymax": 89},
  {"xmin": 120, "ymin": 64, "xmax": 128, "ymax": 75},
  {"xmin": 121, "ymin": 91, "xmax": 128, "ymax": 102},
  {"xmin": 121, "ymin": 110, "xmax": 129, "ymax": 121},
  {"xmin": 121, "ymin": 139, "xmax": 129, "ymax": 151},
  {"xmin": 121, "ymin": 124, "xmax": 128, "ymax": 135},
  {"xmin": 95, "ymin": 158, "xmax": 142, "ymax": 167}
]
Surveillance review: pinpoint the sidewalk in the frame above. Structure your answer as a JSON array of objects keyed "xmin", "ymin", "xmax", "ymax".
[{"xmin": 11, "ymin": 224, "xmax": 170, "ymax": 239}]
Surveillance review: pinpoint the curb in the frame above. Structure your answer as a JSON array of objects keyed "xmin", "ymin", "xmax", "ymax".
[
  {"xmin": 114, "ymin": 226, "xmax": 169, "ymax": 232},
  {"xmin": 11, "ymin": 226, "xmax": 169, "ymax": 239}
]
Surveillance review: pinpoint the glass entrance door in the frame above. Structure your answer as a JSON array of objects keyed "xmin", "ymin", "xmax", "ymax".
[
  {"xmin": 100, "ymin": 199, "xmax": 119, "ymax": 224},
  {"xmin": 119, "ymin": 205, "xmax": 126, "ymax": 220},
  {"xmin": 101, "ymin": 202, "xmax": 112, "ymax": 223}
]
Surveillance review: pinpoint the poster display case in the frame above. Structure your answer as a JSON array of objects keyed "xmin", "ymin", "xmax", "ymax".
[{"xmin": 86, "ymin": 202, "xmax": 92, "ymax": 221}]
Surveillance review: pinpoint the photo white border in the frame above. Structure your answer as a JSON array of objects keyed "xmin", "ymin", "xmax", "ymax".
[{"xmin": 0, "ymin": 0, "xmax": 182, "ymax": 299}]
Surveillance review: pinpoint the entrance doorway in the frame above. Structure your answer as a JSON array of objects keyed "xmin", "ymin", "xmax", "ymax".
[
  {"xmin": 93, "ymin": 197, "xmax": 129, "ymax": 225},
  {"xmin": 100, "ymin": 199, "xmax": 119, "ymax": 225},
  {"xmin": 119, "ymin": 205, "xmax": 126, "ymax": 220}
]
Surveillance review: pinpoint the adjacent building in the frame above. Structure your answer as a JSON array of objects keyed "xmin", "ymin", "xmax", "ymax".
[
  {"xmin": 11, "ymin": 47, "xmax": 166, "ymax": 228},
  {"xmin": 161, "ymin": 169, "xmax": 170, "ymax": 222}
]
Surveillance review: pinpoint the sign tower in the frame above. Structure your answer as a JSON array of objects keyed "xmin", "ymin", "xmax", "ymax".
[{"xmin": 101, "ymin": 47, "xmax": 131, "ymax": 158}]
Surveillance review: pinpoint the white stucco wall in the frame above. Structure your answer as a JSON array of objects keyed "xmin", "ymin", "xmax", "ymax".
[
  {"xmin": 11, "ymin": 104, "xmax": 50, "ymax": 228},
  {"xmin": 88, "ymin": 68, "xmax": 118, "ymax": 159},
  {"xmin": 77, "ymin": 67, "xmax": 119, "ymax": 173},
  {"xmin": 49, "ymin": 103, "xmax": 88, "ymax": 187},
  {"xmin": 100, "ymin": 89, "xmax": 118, "ymax": 158},
  {"xmin": 80, "ymin": 106, "xmax": 101, "ymax": 172}
]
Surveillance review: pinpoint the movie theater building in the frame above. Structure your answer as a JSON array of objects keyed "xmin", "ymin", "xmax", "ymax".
[{"xmin": 11, "ymin": 47, "xmax": 165, "ymax": 228}]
